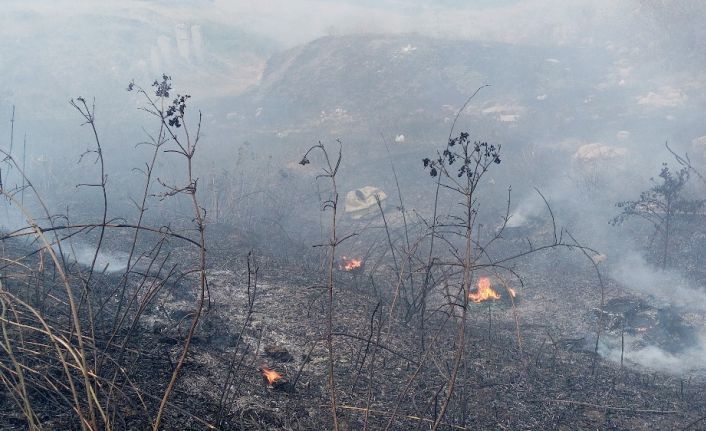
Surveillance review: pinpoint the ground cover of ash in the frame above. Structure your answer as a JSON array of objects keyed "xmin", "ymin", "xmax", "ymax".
[{"xmin": 141, "ymin": 249, "xmax": 706, "ymax": 431}]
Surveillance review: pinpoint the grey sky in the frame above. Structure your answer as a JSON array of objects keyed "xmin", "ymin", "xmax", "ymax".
[{"xmin": 4, "ymin": 0, "xmax": 632, "ymax": 47}]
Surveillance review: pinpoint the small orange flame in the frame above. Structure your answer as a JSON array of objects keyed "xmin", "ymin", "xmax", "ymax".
[
  {"xmin": 340, "ymin": 256, "xmax": 363, "ymax": 271},
  {"xmin": 261, "ymin": 366, "xmax": 282, "ymax": 386},
  {"xmin": 469, "ymin": 277, "xmax": 501, "ymax": 303},
  {"xmin": 508, "ymin": 287, "xmax": 517, "ymax": 298}
]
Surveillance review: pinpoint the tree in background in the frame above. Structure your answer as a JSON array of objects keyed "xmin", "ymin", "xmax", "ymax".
[{"xmin": 612, "ymin": 163, "xmax": 705, "ymax": 268}]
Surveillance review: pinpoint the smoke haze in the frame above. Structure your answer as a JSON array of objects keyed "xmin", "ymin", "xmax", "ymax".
[{"xmin": 2, "ymin": 0, "xmax": 706, "ymax": 375}]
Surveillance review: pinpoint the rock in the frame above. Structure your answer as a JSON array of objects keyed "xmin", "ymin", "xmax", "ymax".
[{"xmin": 344, "ymin": 186, "xmax": 387, "ymax": 219}]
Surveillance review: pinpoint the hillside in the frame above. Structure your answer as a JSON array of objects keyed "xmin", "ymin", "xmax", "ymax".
[{"xmin": 218, "ymin": 33, "xmax": 705, "ymax": 158}]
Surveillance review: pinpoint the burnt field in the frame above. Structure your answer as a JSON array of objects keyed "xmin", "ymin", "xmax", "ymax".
[
  {"xmin": 2, "ymin": 213, "xmax": 706, "ymax": 430},
  {"xmin": 2, "ymin": 67, "xmax": 706, "ymax": 431}
]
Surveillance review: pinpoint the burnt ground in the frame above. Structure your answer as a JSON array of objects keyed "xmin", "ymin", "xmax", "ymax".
[
  {"xmin": 2, "ymin": 224, "xmax": 706, "ymax": 431},
  {"xmin": 141, "ymin": 243, "xmax": 706, "ymax": 430}
]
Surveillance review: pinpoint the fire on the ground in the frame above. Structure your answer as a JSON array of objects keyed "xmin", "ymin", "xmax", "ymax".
[
  {"xmin": 260, "ymin": 365, "xmax": 283, "ymax": 386},
  {"xmin": 340, "ymin": 256, "xmax": 363, "ymax": 271},
  {"xmin": 468, "ymin": 277, "xmax": 516, "ymax": 303}
]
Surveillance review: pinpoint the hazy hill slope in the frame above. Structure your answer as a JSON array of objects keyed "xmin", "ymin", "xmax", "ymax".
[
  {"xmin": 219, "ymin": 33, "xmax": 704, "ymax": 156},
  {"xmin": 232, "ymin": 35, "xmax": 602, "ymax": 132}
]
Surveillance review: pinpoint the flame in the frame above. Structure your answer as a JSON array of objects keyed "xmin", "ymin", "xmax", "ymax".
[
  {"xmin": 469, "ymin": 277, "xmax": 501, "ymax": 303},
  {"xmin": 341, "ymin": 256, "xmax": 363, "ymax": 271},
  {"xmin": 261, "ymin": 366, "xmax": 282, "ymax": 386},
  {"xmin": 508, "ymin": 287, "xmax": 517, "ymax": 298}
]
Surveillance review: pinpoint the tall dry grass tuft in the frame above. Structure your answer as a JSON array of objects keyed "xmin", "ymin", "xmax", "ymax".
[{"xmin": 0, "ymin": 76, "xmax": 212, "ymax": 430}]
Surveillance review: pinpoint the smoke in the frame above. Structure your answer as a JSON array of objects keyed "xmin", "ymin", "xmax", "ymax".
[
  {"xmin": 598, "ymin": 333, "xmax": 706, "ymax": 374},
  {"xmin": 506, "ymin": 196, "xmax": 543, "ymax": 228},
  {"xmin": 591, "ymin": 252, "xmax": 706, "ymax": 374},
  {"xmin": 0, "ymin": 0, "xmax": 703, "ymax": 377},
  {"xmin": 0, "ymin": 202, "xmax": 29, "ymax": 234},
  {"xmin": 1, "ymin": 200, "xmax": 128, "ymax": 274},
  {"xmin": 611, "ymin": 252, "xmax": 706, "ymax": 312},
  {"xmin": 60, "ymin": 243, "xmax": 130, "ymax": 274},
  {"xmin": 501, "ymin": 151, "xmax": 706, "ymax": 375}
]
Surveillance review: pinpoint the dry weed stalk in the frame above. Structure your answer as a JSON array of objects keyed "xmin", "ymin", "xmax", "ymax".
[
  {"xmin": 376, "ymin": 114, "xmax": 603, "ymax": 429},
  {"xmin": 216, "ymin": 251, "xmax": 260, "ymax": 426},
  {"xmin": 128, "ymin": 76, "xmax": 209, "ymax": 431},
  {"xmin": 300, "ymin": 140, "xmax": 357, "ymax": 431}
]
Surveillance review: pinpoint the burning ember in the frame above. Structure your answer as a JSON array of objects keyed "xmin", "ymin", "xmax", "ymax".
[
  {"xmin": 508, "ymin": 287, "xmax": 517, "ymax": 298},
  {"xmin": 340, "ymin": 256, "xmax": 363, "ymax": 271},
  {"xmin": 260, "ymin": 365, "xmax": 283, "ymax": 386},
  {"xmin": 469, "ymin": 277, "xmax": 501, "ymax": 303}
]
